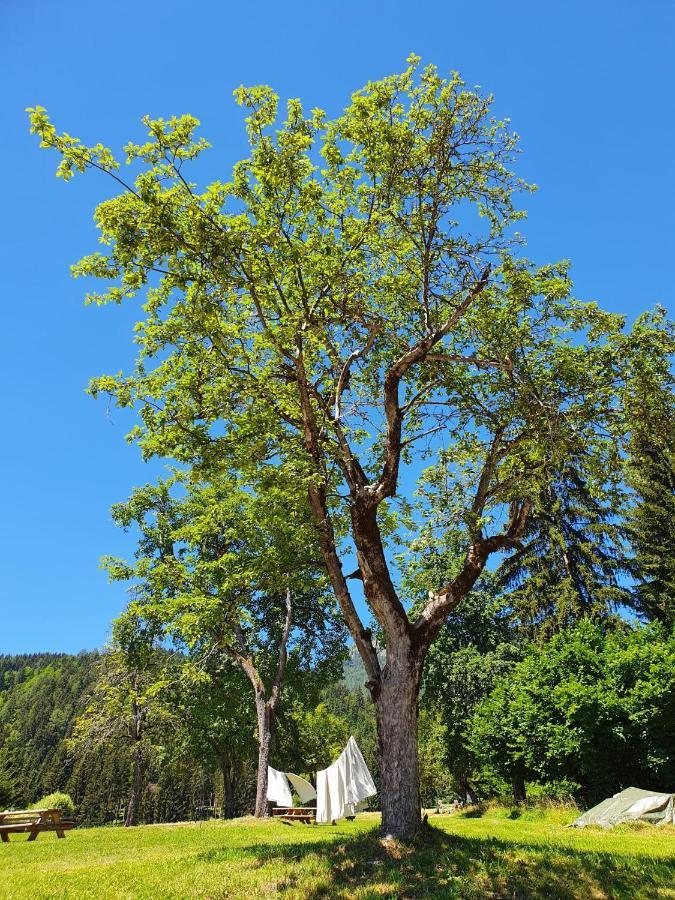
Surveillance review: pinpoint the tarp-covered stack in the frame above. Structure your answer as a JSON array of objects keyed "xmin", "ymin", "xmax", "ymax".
[{"xmin": 572, "ymin": 787, "xmax": 674, "ymax": 828}]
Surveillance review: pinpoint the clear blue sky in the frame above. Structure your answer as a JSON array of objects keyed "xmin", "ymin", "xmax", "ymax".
[{"xmin": 1, "ymin": 0, "xmax": 673, "ymax": 654}]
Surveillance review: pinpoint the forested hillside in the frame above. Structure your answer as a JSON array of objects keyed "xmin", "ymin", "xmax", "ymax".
[
  {"xmin": 0, "ymin": 653, "xmax": 235, "ymax": 824},
  {"xmin": 0, "ymin": 650, "xmax": 377, "ymax": 825}
]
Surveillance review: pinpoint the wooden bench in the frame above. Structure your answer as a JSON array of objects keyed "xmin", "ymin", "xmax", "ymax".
[
  {"xmin": 0, "ymin": 808, "xmax": 75, "ymax": 842},
  {"xmin": 272, "ymin": 806, "xmax": 316, "ymax": 824}
]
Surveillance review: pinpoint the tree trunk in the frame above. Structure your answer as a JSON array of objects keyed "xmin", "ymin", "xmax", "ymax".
[
  {"xmin": 254, "ymin": 694, "xmax": 275, "ymax": 817},
  {"xmin": 125, "ymin": 741, "xmax": 143, "ymax": 827},
  {"xmin": 221, "ymin": 754, "xmax": 236, "ymax": 819},
  {"xmin": 374, "ymin": 650, "xmax": 422, "ymax": 840},
  {"xmin": 226, "ymin": 589, "xmax": 291, "ymax": 819},
  {"xmin": 458, "ymin": 774, "xmax": 479, "ymax": 805},
  {"xmin": 511, "ymin": 772, "xmax": 527, "ymax": 804}
]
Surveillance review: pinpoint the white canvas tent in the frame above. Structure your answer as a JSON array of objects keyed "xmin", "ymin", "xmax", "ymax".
[{"xmin": 572, "ymin": 787, "xmax": 674, "ymax": 828}]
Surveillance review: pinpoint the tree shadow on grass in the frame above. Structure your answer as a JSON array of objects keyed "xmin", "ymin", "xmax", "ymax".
[{"xmin": 206, "ymin": 822, "xmax": 675, "ymax": 899}]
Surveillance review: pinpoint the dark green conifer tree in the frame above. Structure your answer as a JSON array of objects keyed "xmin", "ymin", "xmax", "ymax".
[
  {"xmin": 497, "ymin": 463, "xmax": 632, "ymax": 636},
  {"xmin": 624, "ymin": 312, "xmax": 675, "ymax": 628}
]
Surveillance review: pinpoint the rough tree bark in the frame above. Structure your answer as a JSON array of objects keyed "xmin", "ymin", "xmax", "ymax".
[
  {"xmin": 125, "ymin": 701, "xmax": 144, "ymax": 827},
  {"xmin": 511, "ymin": 773, "xmax": 527, "ymax": 804},
  {"xmin": 375, "ymin": 642, "xmax": 424, "ymax": 838},
  {"xmin": 221, "ymin": 752, "xmax": 236, "ymax": 819},
  {"xmin": 253, "ymin": 693, "xmax": 276, "ymax": 817},
  {"xmin": 458, "ymin": 775, "xmax": 479, "ymax": 806},
  {"xmin": 222, "ymin": 588, "xmax": 293, "ymax": 818}
]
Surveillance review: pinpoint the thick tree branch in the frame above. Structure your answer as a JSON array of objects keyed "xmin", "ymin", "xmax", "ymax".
[
  {"xmin": 307, "ymin": 480, "xmax": 382, "ymax": 694},
  {"xmin": 269, "ymin": 587, "xmax": 293, "ymax": 710},
  {"xmin": 367, "ymin": 265, "xmax": 491, "ymax": 506},
  {"xmin": 413, "ymin": 497, "xmax": 531, "ymax": 647},
  {"xmin": 294, "ymin": 338, "xmax": 382, "ymax": 692},
  {"xmin": 350, "ymin": 499, "xmax": 411, "ymax": 639}
]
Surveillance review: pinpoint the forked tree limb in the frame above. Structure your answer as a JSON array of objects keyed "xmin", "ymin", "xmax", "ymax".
[
  {"xmin": 221, "ymin": 639, "xmax": 266, "ymax": 697},
  {"xmin": 221, "ymin": 587, "xmax": 294, "ymax": 710},
  {"xmin": 269, "ymin": 587, "xmax": 293, "ymax": 710},
  {"xmin": 368, "ymin": 265, "xmax": 492, "ymax": 506},
  {"xmin": 413, "ymin": 497, "xmax": 531, "ymax": 646},
  {"xmin": 294, "ymin": 336, "xmax": 382, "ymax": 689}
]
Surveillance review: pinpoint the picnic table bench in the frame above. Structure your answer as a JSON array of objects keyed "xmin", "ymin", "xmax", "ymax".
[
  {"xmin": 0, "ymin": 808, "xmax": 75, "ymax": 842},
  {"xmin": 272, "ymin": 806, "xmax": 316, "ymax": 824}
]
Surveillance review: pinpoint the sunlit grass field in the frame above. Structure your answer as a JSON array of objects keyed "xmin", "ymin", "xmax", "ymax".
[{"xmin": 2, "ymin": 807, "xmax": 674, "ymax": 898}]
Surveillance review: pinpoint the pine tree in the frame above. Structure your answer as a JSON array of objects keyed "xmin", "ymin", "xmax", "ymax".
[
  {"xmin": 624, "ymin": 319, "xmax": 675, "ymax": 628},
  {"xmin": 627, "ymin": 434, "xmax": 675, "ymax": 626},
  {"xmin": 498, "ymin": 464, "xmax": 633, "ymax": 636}
]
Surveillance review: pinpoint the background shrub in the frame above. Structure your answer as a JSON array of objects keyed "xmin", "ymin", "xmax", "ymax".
[{"xmin": 31, "ymin": 791, "xmax": 75, "ymax": 816}]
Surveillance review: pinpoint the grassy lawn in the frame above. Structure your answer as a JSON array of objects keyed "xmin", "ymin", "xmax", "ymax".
[{"xmin": 1, "ymin": 807, "xmax": 674, "ymax": 899}]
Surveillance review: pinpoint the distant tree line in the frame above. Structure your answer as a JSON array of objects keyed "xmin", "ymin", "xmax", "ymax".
[
  {"xmin": 0, "ymin": 649, "xmax": 375, "ymax": 825},
  {"xmin": 1, "ymin": 611, "xmax": 672, "ymax": 825},
  {"xmin": 0, "ymin": 652, "xmax": 215, "ymax": 824}
]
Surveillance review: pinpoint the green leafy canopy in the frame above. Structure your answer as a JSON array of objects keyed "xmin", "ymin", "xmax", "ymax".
[{"xmin": 28, "ymin": 55, "xmax": 673, "ymax": 655}]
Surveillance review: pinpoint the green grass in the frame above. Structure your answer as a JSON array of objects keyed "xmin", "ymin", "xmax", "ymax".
[{"xmin": 1, "ymin": 808, "xmax": 674, "ymax": 899}]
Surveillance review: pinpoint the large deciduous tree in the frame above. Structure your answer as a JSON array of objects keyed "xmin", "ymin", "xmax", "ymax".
[
  {"xmin": 468, "ymin": 620, "xmax": 675, "ymax": 803},
  {"xmin": 68, "ymin": 645, "xmax": 167, "ymax": 827},
  {"xmin": 105, "ymin": 473, "xmax": 345, "ymax": 817},
  {"xmin": 29, "ymin": 57, "xmax": 667, "ymax": 837}
]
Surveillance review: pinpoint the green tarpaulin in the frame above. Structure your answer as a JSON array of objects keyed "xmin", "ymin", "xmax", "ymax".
[{"xmin": 572, "ymin": 787, "xmax": 674, "ymax": 828}]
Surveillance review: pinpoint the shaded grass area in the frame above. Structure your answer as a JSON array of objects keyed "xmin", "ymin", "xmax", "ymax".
[{"xmin": 1, "ymin": 809, "xmax": 673, "ymax": 898}]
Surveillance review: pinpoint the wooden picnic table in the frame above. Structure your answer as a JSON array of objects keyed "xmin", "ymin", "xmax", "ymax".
[
  {"xmin": 272, "ymin": 806, "xmax": 316, "ymax": 824},
  {"xmin": 0, "ymin": 808, "xmax": 75, "ymax": 842}
]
